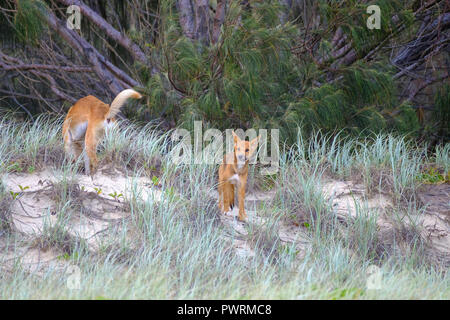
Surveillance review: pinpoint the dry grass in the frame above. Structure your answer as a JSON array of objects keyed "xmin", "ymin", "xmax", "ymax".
[{"xmin": 0, "ymin": 115, "xmax": 448, "ymax": 299}]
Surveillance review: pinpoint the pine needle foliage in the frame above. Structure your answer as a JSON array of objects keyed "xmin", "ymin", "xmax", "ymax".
[
  {"xmin": 431, "ymin": 84, "xmax": 450, "ymax": 143},
  {"xmin": 13, "ymin": 0, "xmax": 49, "ymax": 44},
  {"xmin": 141, "ymin": 0, "xmax": 421, "ymax": 143},
  {"xmin": 2, "ymin": 0, "xmax": 429, "ymax": 144}
]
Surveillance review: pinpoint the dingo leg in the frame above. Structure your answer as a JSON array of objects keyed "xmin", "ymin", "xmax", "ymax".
[{"xmin": 237, "ymin": 176, "xmax": 247, "ymax": 221}]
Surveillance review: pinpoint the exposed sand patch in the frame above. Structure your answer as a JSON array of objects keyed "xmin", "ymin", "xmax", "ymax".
[
  {"xmin": 418, "ymin": 183, "xmax": 450, "ymax": 264},
  {"xmin": 418, "ymin": 184, "xmax": 450, "ymax": 220},
  {"xmin": 213, "ymin": 189, "xmax": 308, "ymax": 258},
  {"xmin": 9, "ymin": 192, "xmax": 58, "ymax": 234},
  {"xmin": 322, "ymin": 180, "xmax": 394, "ymax": 234},
  {"xmin": 233, "ymin": 239, "xmax": 256, "ymax": 258},
  {"xmin": 1, "ymin": 166, "xmax": 162, "ymax": 256},
  {"xmin": 323, "ymin": 180, "xmax": 392, "ymax": 218},
  {"xmin": 324, "ymin": 179, "xmax": 450, "ymax": 265},
  {"xmin": 0, "ymin": 243, "xmax": 70, "ymax": 276},
  {"xmin": 2, "ymin": 167, "xmax": 448, "ymax": 272},
  {"xmin": 15, "ymin": 247, "xmax": 68, "ymax": 274}
]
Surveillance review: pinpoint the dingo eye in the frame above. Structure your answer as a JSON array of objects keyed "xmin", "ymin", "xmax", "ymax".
[{"xmin": 245, "ymin": 149, "xmax": 249, "ymax": 152}]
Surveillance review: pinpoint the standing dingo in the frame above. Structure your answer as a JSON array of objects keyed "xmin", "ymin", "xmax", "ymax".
[
  {"xmin": 62, "ymin": 89, "xmax": 142, "ymax": 176},
  {"xmin": 218, "ymin": 131, "xmax": 259, "ymax": 221}
]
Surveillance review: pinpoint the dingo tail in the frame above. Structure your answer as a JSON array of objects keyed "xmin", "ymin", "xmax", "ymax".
[{"xmin": 106, "ymin": 89, "xmax": 142, "ymax": 119}]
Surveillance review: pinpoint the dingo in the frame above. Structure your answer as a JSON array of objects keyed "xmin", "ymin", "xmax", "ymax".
[
  {"xmin": 218, "ymin": 131, "xmax": 259, "ymax": 221},
  {"xmin": 62, "ymin": 89, "xmax": 142, "ymax": 175}
]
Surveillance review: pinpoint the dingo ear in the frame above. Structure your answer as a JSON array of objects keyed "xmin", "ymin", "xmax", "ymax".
[
  {"xmin": 249, "ymin": 135, "xmax": 260, "ymax": 153},
  {"xmin": 250, "ymin": 135, "xmax": 260, "ymax": 146},
  {"xmin": 232, "ymin": 130, "xmax": 240, "ymax": 143}
]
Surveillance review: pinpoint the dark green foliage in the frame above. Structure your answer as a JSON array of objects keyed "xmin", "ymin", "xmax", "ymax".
[
  {"xmin": 336, "ymin": 0, "xmax": 414, "ymax": 56},
  {"xmin": 137, "ymin": 0, "xmax": 422, "ymax": 143},
  {"xmin": 2, "ymin": 0, "xmax": 440, "ymax": 144},
  {"xmin": 391, "ymin": 102, "xmax": 420, "ymax": 134},
  {"xmin": 432, "ymin": 84, "xmax": 450, "ymax": 142},
  {"xmin": 14, "ymin": 0, "xmax": 48, "ymax": 43}
]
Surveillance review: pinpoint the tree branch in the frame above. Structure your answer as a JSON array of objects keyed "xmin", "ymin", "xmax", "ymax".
[{"xmin": 56, "ymin": 0, "xmax": 149, "ymax": 66}]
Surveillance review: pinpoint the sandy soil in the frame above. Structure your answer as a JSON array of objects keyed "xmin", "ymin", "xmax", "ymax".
[
  {"xmin": 1, "ymin": 166, "xmax": 162, "ymax": 267},
  {"xmin": 323, "ymin": 179, "xmax": 449, "ymax": 264},
  {"xmin": 1, "ymin": 167, "xmax": 449, "ymax": 272}
]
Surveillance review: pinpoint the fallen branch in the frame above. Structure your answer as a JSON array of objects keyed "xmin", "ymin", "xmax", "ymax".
[
  {"xmin": 42, "ymin": 8, "xmax": 135, "ymax": 94},
  {"xmin": 56, "ymin": 0, "xmax": 149, "ymax": 66},
  {"xmin": 0, "ymin": 50, "xmax": 77, "ymax": 103},
  {"xmin": 0, "ymin": 63, "xmax": 92, "ymax": 73}
]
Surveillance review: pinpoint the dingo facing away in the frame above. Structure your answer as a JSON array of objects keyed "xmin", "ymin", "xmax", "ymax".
[
  {"xmin": 218, "ymin": 131, "xmax": 259, "ymax": 221},
  {"xmin": 62, "ymin": 89, "xmax": 142, "ymax": 176}
]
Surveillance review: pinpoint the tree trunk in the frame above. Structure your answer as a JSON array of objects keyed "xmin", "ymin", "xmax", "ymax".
[
  {"xmin": 177, "ymin": 0, "xmax": 196, "ymax": 39},
  {"xmin": 212, "ymin": 0, "xmax": 226, "ymax": 43},
  {"xmin": 279, "ymin": 0, "xmax": 292, "ymax": 24},
  {"xmin": 193, "ymin": 0, "xmax": 211, "ymax": 45}
]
